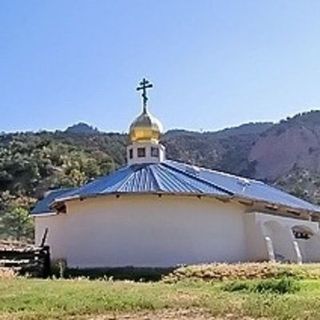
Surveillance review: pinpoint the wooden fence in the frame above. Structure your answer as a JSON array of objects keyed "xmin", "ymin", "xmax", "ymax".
[{"xmin": 0, "ymin": 244, "xmax": 50, "ymax": 277}]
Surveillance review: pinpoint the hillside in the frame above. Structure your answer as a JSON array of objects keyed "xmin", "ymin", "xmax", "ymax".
[
  {"xmin": 1, "ymin": 110, "xmax": 320, "ymax": 221},
  {"xmin": 65, "ymin": 122, "xmax": 99, "ymax": 134},
  {"xmin": 164, "ymin": 122, "xmax": 272, "ymax": 176}
]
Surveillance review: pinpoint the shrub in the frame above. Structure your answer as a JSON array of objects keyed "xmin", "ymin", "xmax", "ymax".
[
  {"xmin": 253, "ymin": 277, "xmax": 300, "ymax": 294},
  {"xmin": 223, "ymin": 277, "xmax": 300, "ymax": 294},
  {"xmin": 223, "ymin": 280, "xmax": 251, "ymax": 292}
]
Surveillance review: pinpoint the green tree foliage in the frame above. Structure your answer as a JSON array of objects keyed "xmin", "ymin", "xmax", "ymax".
[
  {"xmin": 0, "ymin": 131, "xmax": 126, "ymax": 199},
  {"xmin": 0, "ymin": 206, "xmax": 34, "ymax": 241},
  {"xmin": 0, "ymin": 130, "xmax": 127, "ymax": 241}
]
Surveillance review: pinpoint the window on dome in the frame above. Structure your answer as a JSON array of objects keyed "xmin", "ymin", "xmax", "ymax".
[
  {"xmin": 137, "ymin": 147, "xmax": 146, "ymax": 158},
  {"xmin": 151, "ymin": 146, "xmax": 159, "ymax": 158},
  {"xmin": 129, "ymin": 148, "xmax": 133, "ymax": 159}
]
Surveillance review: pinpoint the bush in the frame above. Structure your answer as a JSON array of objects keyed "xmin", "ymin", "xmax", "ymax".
[
  {"xmin": 253, "ymin": 277, "xmax": 300, "ymax": 294},
  {"xmin": 223, "ymin": 277, "xmax": 300, "ymax": 295},
  {"xmin": 223, "ymin": 281, "xmax": 251, "ymax": 292}
]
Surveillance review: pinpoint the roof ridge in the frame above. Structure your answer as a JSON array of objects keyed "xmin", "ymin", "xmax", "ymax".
[
  {"xmin": 162, "ymin": 161, "xmax": 234, "ymax": 196},
  {"xmin": 148, "ymin": 165, "xmax": 163, "ymax": 191},
  {"xmin": 75, "ymin": 165, "xmax": 129, "ymax": 194},
  {"xmin": 157, "ymin": 163, "xmax": 205, "ymax": 193},
  {"xmin": 167, "ymin": 160, "xmax": 261, "ymax": 184},
  {"xmin": 114, "ymin": 166, "xmax": 139, "ymax": 192}
]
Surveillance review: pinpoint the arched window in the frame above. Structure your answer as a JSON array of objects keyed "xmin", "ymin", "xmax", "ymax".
[{"xmin": 292, "ymin": 226, "xmax": 314, "ymax": 240}]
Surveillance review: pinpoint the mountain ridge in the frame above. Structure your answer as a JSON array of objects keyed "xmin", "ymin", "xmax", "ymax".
[{"xmin": 1, "ymin": 110, "xmax": 320, "ymax": 217}]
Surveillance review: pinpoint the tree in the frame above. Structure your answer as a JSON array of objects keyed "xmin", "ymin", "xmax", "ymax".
[{"xmin": 0, "ymin": 207, "xmax": 34, "ymax": 241}]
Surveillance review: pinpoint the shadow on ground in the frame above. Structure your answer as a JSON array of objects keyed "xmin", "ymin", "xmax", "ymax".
[{"xmin": 58, "ymin": 267, "xmax": 175, "ymax": 281}]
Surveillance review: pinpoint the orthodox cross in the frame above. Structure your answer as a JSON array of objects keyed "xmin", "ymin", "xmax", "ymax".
[{"xmin": 136, "ymin": 78, "xmax": 153, "ymax": 113}]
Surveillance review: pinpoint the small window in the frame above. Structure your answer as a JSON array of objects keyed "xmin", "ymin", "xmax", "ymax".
[
  {"xmin": 293, "ymin": 231, "xmax": 311, "ymax": 240},
  {"xmin": 292, "ymin": 226, "xmax": 313, "ymax": 240},
  {"xmin": 137, "ymin": 147, "xmax": 146, "ymax": 158},
  {"xmin": 151, "ymin": 146, "xmax": 159, "ymax": 158},
  {"xmin": 129, "ymin": 148, "xmax": 133, "ymax": 159}
]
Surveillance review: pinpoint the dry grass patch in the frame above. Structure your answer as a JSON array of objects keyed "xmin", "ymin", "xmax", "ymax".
[
  {"xmin": 0, "ymin": 268, "xmax": 16, "ymax": 280},
  {"xmin": 163, "ymin": 262, "xmax": 320, "ymax": 282}
]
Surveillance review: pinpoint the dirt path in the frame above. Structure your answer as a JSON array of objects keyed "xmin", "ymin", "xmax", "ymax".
[{"xmin": 82, "ymin": 309, "xmax": 257, "ymax": 320}]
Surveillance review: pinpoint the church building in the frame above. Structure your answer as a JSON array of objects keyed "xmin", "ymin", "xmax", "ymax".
[{"xmin": 32, "ymin": 79, "xmax": 320, "ymax": 268}]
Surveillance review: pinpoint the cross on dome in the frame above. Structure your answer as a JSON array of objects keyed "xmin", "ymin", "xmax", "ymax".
[
  {"xmin": 127, "ymin": 78, "xmax": 165, "ymax": 164},
  {"xmin": 136, "ymin": 78, "xmax": 153, "ymax": 113},
  {"xmin": 130, "ymin": 78, "xmax": 162, "ymax": 143}
]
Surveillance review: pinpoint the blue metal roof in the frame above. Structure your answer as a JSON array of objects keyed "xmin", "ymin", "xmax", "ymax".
[
  {"xmin": 32, "ymin": 160, "xmax": 320, "ymax": 214},
  {"xmin": 52, "ymin": 162, "xmax": 230, "ymax": 201},
  {"xmin": 31, "ymin": 188, "xmax": 76, "ymax": 214}
]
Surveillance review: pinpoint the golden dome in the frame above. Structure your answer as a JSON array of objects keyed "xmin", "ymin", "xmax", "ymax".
[{"xmin": 129, "ymin": 109, "xmax": 163, "ymax": 143}]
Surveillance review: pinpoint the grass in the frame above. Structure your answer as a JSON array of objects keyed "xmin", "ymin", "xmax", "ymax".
[
  {"xmin": 0, "ymin": 277, "xmax": 320, "ymax": 319},
  {"xmin": 223, "ymin": 277, "xmax": 301, "ymax": 294},
  {"xmin": 2, "ymin": 263, "xmax": 320, "ymax": 319}
]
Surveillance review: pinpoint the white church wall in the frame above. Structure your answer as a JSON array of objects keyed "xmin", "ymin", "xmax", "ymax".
[
  {"xmin": 293, "ymin": 228, "xmax": 320, "ymax": 263},
  {"xmin": 245, "ymin": 212, "xmax": 319, "ymax": 263},
  {"xmin": 296, "ymin": 239, "xmax": 308, "ymax": 262},
  {"xmin": 262, "ymin": 220, "xmax": 297, "ymax": 262},
  {"xmin": 34, "ymin": 214, "xmax": 68, "ymax": 261},
  {"xmin": 302, "ymin": 233, "xmax": 320, "ymax": 262},
  {"xmin": 35, "ymin": 195, "xmax": 248, "ymax": 268},
  {"xmin": 244, "ymin": 213, "xmax": 270, "ymax": 261}
]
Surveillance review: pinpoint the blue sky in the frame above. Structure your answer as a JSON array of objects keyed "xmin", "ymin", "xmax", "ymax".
[{"xmin": 1, "ymin": 1, "xmax": 320, "ymax": 133}]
